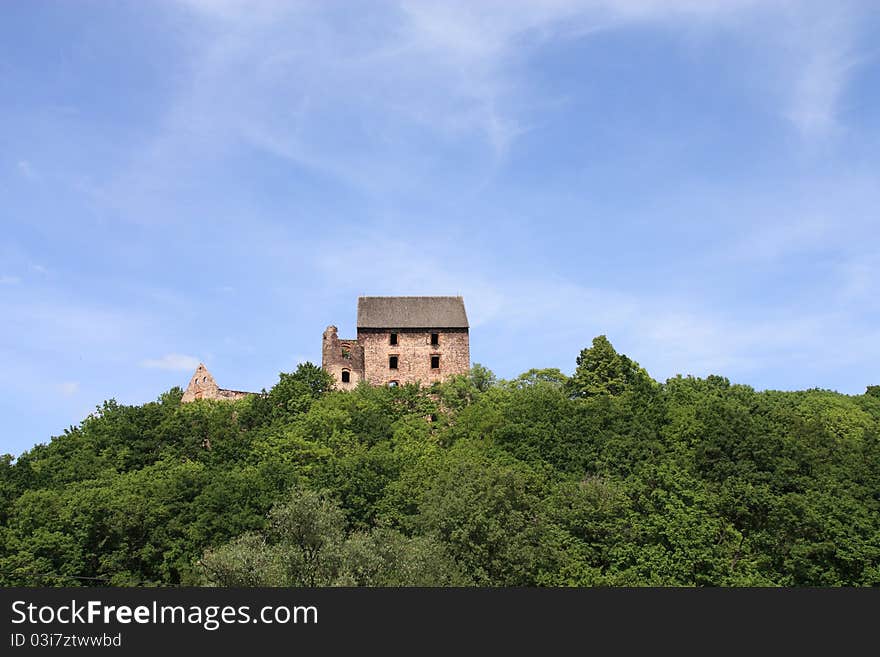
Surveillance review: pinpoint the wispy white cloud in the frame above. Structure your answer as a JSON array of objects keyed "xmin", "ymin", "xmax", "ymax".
[
  {"xmin": 16, "ymin": 160, "xmax": 37, "ymax": 180},
  {"xmin": 140, "ymin": 353, "xmax": 201, "ymax": 371},
  {"xmin": 76, "ymin": 0, "xmax": 866, "ymax": 231},
  {"xmin": 715, "ymin": 171, "xmax": 880, "ymax": 266},
  {"xmin": 149, "ymin": 1, "xmax": 865, "ymax": 197},
  {"xmin": 57, "ymin": 381, "xmax": 80, "ymax": 397},
  {"xmin": 0, "ymin": 275, "xmax": 21, "ymax": 285},
  {"xmin": 779, "ymin": 2, "xmax": 861, "ymax": 137}
]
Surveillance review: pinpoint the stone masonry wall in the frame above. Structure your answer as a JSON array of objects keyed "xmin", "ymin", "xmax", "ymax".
[
  {"xmin": 322, "ymin": 325, "xmax": 365, "ymax": 390},
  {"xmin": 358, "ymin": 328, "xmax": 469, "ymax": 387},
  {"xmin": 181, "ymin": 363, "xmax": 252, "ymax": 402},
  {"xmin": 213, "ymin": 389, "xmax": 251, "ymax": 401}
]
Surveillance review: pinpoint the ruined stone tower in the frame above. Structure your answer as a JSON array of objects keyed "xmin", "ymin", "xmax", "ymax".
[
  {"xmin": 322, "ymin": 325, "xmax": 366, "ymax": 390},
  {"xmin": 322, "ymin": 296, "xmax": 470, "ymax": 388}
]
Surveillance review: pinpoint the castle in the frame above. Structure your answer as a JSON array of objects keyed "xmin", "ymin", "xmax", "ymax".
[
  {"xmin": 323, "ymin": 296, "xmax": 470, "ymax": 389},
  {"xmin": 181, "ymin": 296, "xmax": 470, "ymax": 402}
]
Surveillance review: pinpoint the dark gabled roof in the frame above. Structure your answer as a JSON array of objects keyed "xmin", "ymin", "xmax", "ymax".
[{"xmin": 357, "ymin": 296, "xmax": 469, "ymax": 329}]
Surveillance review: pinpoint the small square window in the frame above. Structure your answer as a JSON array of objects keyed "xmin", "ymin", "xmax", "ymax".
[
  {"xmin": 341, "ymin": 370, "xmax": 350, "ymax": 383},
  {"xmin": 390, "ymin": 332, "xmax": 398, "ymax": 346},
  {"xmin": 389, "ymin": 355, "xmax": 399, "ymax": 369},
  {"xmin": 430, "ymin": 355, "xmax": 440, "ymax": 369},
  {"xmin": 430, "ymin": 332, "xmax": 439, "ymax": 346}
]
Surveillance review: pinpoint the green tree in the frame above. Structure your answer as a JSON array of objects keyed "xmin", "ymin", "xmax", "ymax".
[
  {"xmin": 198, "ymin": 533, "xmax": 284, "ymax": 587},
  {"xmin": 5, "ymin": 336, "xmax": 880, "ymax": 589},
  {"xmin": 266, "ymin": 363, "xmax": 336, "ymax": 421},
  {"xmin": 567, "ymin": 335, "xmax": 653, "ymax": 398},
  {"xmin": 412, "ymin": 442, "xmax": 561, "ymax": 585},
  {"xmin": 201, "ymin": 487, "xmax": 471, "ymax": 586},
  {"xmin": 338, "ymin": 529, "xmax": 471, "ymax": 586},
  {"xmin": 469, "ymin": 363, "xmax": 497, "ymax": 392},
  {"xmin": 267, "ymin": 486, "xmax": 347, "ymax": 586}
]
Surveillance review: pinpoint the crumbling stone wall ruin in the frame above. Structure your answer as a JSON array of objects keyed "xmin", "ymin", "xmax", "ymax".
[{"xmin": 181, "ymin": 363, "xmax": 252, "ymax": 403}]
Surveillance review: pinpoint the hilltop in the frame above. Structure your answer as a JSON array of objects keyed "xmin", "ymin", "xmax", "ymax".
[{"xmin": 1, "ymin": 336, "xmax": 878, "ymax": 586}]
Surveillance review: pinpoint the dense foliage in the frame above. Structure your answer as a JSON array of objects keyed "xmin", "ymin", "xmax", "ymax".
[{"xmin": 2, "ymin": 340, "xmax": 878, "ymax": 586}]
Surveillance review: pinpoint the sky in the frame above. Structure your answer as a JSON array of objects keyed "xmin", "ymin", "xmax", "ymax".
[{"xmin": 2, "ymin": 0, "xmax": 879, "ymax": 456}]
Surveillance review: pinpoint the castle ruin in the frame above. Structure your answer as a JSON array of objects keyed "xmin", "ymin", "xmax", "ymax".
[
  {"xmin": 181, "ymin": 363, "xmax": 253, "ymax": 403},
  {"xmin": 322, "ymin": 296, "xmax": 470, "ymax": 389},
  {"xmin": 181, "ymin": 296, "xmax": 470, "ymax": 402}
]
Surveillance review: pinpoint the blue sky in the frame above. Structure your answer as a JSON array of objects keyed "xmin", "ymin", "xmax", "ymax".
[{"xmin": 2, "ymin": 1, "xmax": 879, "ymax": 456}]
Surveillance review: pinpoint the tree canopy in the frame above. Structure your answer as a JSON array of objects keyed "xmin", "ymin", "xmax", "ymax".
[{"xmin": 2, "ymin": 344, "xmax": 878, "ymax": 587}]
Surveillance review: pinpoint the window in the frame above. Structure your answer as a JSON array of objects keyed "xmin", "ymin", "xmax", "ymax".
[
  {"xmin": 341, "ymin": 370, "xmax": 350, "ymax": 383},
  {"xmin": 390, "ymin": 332, "xmax": 398, "ymax": 346},
  {"xmin": 431, "ymin": 332, "xmax": 439, "ymax": 346},
  {"xmin": 388, "ymin": 380, "xmax": 399, "ymax": 388},
  {"xmin": 341, "ymin": 346, "xmax": 351, "ymax": 359},
  {"xmin": 389, "ymin": 355, "xmax": 399, "ymax": 369},
  {"xmin": 431, "ymin": 355, "xmax": 440, "ymax": 369}
]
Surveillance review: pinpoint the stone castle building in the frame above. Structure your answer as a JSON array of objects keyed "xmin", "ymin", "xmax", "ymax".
[
  {"xmin": 322, "ymin": 296, "xmax": 470, "ymax": 389},
  {"xmin": 181, "ymin": 296, "xmax": 470, "ymax": 402}
]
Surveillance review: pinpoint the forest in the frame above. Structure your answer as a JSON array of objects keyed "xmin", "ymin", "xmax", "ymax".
[{"xmin": 2, "ymin": 336, "xmax": 878, "ymax": 587}]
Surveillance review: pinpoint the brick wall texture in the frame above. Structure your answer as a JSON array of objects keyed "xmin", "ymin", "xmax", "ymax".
[{"xmin": 358, "ymin": 328, "xmax": 469, "ymax": 386}]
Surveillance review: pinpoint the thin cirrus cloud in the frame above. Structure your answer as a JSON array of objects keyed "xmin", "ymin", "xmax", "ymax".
[
  {"xmin": 57, "ymin": 382, "xmax": 80, "ymax": 397},
  {"xmin": 140, "ymin": 354, "xmax": 202, "ymax": 372},
  {"xmin": 16, "ymin": 160, "xmax": 37, "ymax": 180},
  {"xmin": 171, "ymin": 0, "xmax": 864, "ymax": 158},
  {"xmin": 87, "ymin": 0, "xmax": 868, "ymax": 232}
]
